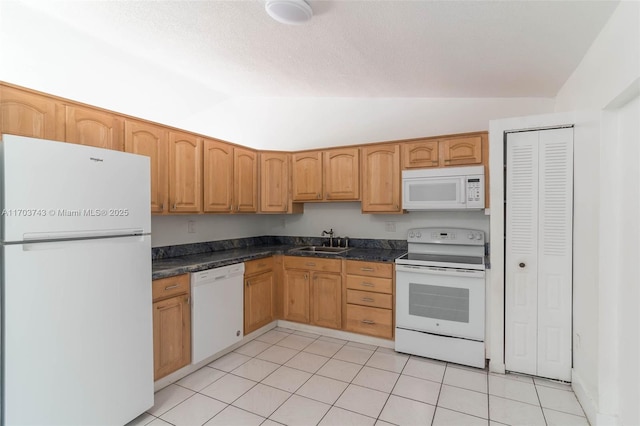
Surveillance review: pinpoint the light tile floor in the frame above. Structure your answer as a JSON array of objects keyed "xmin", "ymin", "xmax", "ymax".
[{"xmin": 128, "ymin": 327, "xmax": 589, "ymax": 426}]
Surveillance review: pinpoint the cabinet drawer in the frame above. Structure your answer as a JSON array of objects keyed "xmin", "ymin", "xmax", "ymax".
[
  {"xmin": 245, "ymin": 257, "xmax": 273, "ymax": 276},
  {"xmin": 346, "ymin": 289, "xmax": 392, "ymax": 309},
  {"xmin": 345, "ymin": 305, "xmax": 393, "ymax": 339},
  {"xmin": 152, "ymin": 274, "xmax": 189, "ymax": 302},
  {"xmin": 284, "ymin": 256, "xmax": 341, "ymax": 273},
  {"xmin": 346, "ymin": 275, "xmax": 393, "ymax": 294},
  {"xmin": 345, "ymin": 260, "xmax": 392, "ymax": 278}
]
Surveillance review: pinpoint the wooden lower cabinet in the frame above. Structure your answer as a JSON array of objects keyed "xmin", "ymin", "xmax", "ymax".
[
  {"xmin": 283, "ymin": 269, "xmax": 310, "ymax": 324},
  {"xmin": 244, "ymin": 258, "xmax": 275, "ymax": 335},
  {"xmin": 152, "ymin": 274, "xmax": 191, "ymax": 380},
  {"xmin": 283, "ymin": 256, "xmax": 341, "ymax": 329},
  {"xmin": 344, "ymin": 260, "xmax": 394, "ymax": 339},
  {"xmin": 310, "ymin": 272, "xmax": 342, "ymax": 329}
]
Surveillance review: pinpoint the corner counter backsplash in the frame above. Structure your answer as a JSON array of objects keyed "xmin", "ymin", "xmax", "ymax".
[{"xmin": 152, "ymin": 235, "xmax": 408, "ymax": 260}]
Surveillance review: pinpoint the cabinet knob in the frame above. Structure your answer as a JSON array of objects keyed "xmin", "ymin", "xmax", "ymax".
[
  {"xmin": 172, "ymin": 204, "xmax": 176, "ymax": 210},
  {"xmin": 317, "ymin": 193, "xmax": 321, "ymax": 199},
  {"xmin": 519, "ymin": 262, "xmax": 526, "ymax": 268}
]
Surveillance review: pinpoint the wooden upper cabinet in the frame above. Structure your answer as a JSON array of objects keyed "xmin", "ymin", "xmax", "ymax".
[
  {"xmin": 64, "ymin": 105, "xmax": 123, "ymax": 151},
  {"xmin": 168, "ymin": 131, "xmax": 203, "ymax": 213},
  {"xmin": 324, "ymin": 147, "xmax": 360, "ymax": 200},
  {"xmin": 260, "ymin": 152, "xmax": 290, "ymax": 213},
  {"xmin": 402, "ymin": 140, "xmax": 439, "ymax": 169},
  {"xmin": 440, "ymin": 135, "xmax": 483, "ymax": 166},
  {"xmin": 203, "ymin": 139, "xmax": 234, "ymax": 213},
  {"xmin": 0, "ymin": 85, "xmax": 60, "ymax": 140},
  {"xmin": 234, "ymin": 147, "xmax": 258, "ymax": 213},
  {"xmin": 292, "ymin": 151, "xmax": 323, "ymax": 201},
  {"xmin": 361, "ymin": 144, "xmax": 401, "ymax": 213},
  {"xmin": 124, "ymin": 120, "xmax": 168, "ymax": 214}
]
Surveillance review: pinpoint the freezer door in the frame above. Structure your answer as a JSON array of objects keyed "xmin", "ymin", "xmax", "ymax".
[
  {"xmin": 2, "ymin": 235, "xmax": 153, "ymax": 426},
  {"xmin": 1, "ymin": 135, "xmax": 150, "ymax": 243}
]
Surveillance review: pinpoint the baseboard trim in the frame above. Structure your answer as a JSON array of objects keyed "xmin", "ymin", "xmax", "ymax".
[
  {"xmin": 276, "ymin": 320, "xmax": 395, "ymax": 348},
  {"xmin": 489, "ymin": 360, "xmax": 506, "ymax": 374},
  {"xmin": 571, "ymin": 368, "xmax": 622, "ymax": 426}
]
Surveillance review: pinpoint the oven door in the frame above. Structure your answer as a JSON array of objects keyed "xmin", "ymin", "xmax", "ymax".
[{"xmin": 395, "ymin": 264, "xmax": 485, "ymax": 341}]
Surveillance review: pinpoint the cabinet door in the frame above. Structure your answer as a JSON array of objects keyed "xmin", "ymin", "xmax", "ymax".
[
  {"xmin": 361, "ymin": 144, "xmax": 401, "ymax": 213},
  {"xmin": 234, "ymin": 147, "xmax": 258, "ymax": 213},
  {"xmin": 440, "ymin": 135, "xmax": 483, "ymax": 166},
  {"xmin": 260, "ymin": 152, "xmax": 290, "ymax": 213},
  {"xmin": 124, "ymin": 120, "xmax": 168, "ymax": 214},
  {"xmin": 402, "ymin": 140, "xmax": 439, "ymax": 169},
  {"xmin": 310, "ymin": 272, "xmax": 342, "ymax": 329},
  {"xmin": 0, "ymin": 85, "xmax": 59, "ymax": 140},
  {"xmin": 324, "ymin": 148, "xmax": 360, "ymax": 200},
  {"xmin": 203, "ymin": 140, "xmax": 234, "ymax": 213},
  {"xmin": 65, "ymin": 105, "xmax": 123, "ymax": 151},
  {"xmin": 169, "ymin": 131, "xmax": 203, "ymax": 213},
  {"xmin": 292, "ymin": 151, "xmax": 323, "ymax": 201},
  {"xmin": 283, "ymin": 269, "xmax": 310, "ymax": 323},
  {"xmin": 244, "ymin": 271, "xmax": 275, "ymax": 335},
  {"xmin": 153, "ymin": 294, "xmax": 191, "ymax": 380}
]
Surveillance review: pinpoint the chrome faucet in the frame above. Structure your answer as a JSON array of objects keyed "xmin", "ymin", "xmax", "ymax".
[{"xmin": 322, "ymin": 228, "xmax": 335, "ymax": 247}]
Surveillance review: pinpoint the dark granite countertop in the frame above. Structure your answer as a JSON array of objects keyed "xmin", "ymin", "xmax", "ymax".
[{"xmin": 152, "ymin": 243, "xmax": 407, "ymax": 280}]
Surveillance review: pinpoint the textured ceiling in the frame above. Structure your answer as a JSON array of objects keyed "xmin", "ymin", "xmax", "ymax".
[{"xmin": 11, "ymin": 0, "xmax": 620, "ymax": 98}]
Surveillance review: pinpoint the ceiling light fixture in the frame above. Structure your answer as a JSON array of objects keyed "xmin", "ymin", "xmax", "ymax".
[{"xmin": 265, "ymin": 0, "xmax": 313, "ymax": 25}]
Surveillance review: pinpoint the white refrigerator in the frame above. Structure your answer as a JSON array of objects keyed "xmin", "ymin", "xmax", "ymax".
[{"xmin": 0, "ymin": 135, "xmax": 154, "ymax": 425}]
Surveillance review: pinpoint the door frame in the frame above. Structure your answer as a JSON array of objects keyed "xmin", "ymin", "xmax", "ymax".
[{"xmin": 488, "ymin": 110, "xmax": 600, "ymax": 375}]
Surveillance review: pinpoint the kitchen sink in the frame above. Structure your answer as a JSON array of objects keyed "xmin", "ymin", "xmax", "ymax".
[{"xmin": 290, "ymin": 246, "xmax": 351, "ymax": 254}]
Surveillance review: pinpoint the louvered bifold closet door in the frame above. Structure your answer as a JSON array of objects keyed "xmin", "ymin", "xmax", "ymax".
[
  {"xmin": 506, "ymin": 131, "xmax": 540, "ymax": 376},
  {"xmin": 505, "ymin": 128, "xmax": 573, "ymax": 382},
  {"xmin": 536, "ymin": 128, "xmax": 573, "ymax": 381}
]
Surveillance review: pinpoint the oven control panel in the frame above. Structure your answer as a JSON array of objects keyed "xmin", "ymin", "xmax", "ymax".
[{"xmin": 407, "ymin": 227, "xmax": 485, "ymax": 245}]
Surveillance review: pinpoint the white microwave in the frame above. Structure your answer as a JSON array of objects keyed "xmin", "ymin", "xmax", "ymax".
[{"xmin": 402, "ymin": 166, "xmax": 485, "ymax": 210}]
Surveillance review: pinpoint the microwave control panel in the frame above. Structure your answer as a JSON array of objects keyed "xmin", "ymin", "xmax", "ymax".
[{"xmin": 465, "ymin": 177, "xmax": 484, "ymax": 208}]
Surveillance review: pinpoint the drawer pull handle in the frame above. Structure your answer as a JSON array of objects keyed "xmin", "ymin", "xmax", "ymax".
[
  {"xmin": 361, "ymin": 319, "xmax": 376, "ymax": 325},
  {"xmin": 164, "ymin": 284, "xmax": 179, "ymax": 290},
  {"xmin": 258, "ymin": 263, "xmax": 266, "ymax": 268},
  {"xmin": 361, "ymin": 267, "xmax": 375, "ymax": 272},
  {"xmin": 361, "ymin": 297, "xmax": 374, "ymax": 302},
  {"xmin": 305, "ymin": 262, "xmax": 316, "ymax": 267},
  {"xmin": 361, "ymin": 282, "xmax": 374, "ymax": 287}
]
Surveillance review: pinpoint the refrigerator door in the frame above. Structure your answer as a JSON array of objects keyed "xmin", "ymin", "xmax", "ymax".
[
  {"xmin": 2, "ymin": 235, "xmax": 153, "ymax": 425},
  {"xmin": 0, "ymin": 135, "xmax": 150, "ymax": 243}
]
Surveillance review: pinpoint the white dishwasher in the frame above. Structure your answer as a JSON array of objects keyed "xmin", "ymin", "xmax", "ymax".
[{"xmin": 190, "ymin": 263, "xmax": 245, "ymax": 364}]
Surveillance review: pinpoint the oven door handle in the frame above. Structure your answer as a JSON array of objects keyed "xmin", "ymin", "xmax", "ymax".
[{"xmin": 395, "ymin": 264, "xmax": 485, "ymax": 278}]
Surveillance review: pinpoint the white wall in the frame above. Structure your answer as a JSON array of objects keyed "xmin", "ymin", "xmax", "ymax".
[
  {"xmin": 262, "ymin": 202, "xmax": 489, "ymax": 240},
  {"xmin": 178, "ymin": 97, "xmax": 554, "ymax": 151},
  {"xmin": 150, "ymin": 215, "xmax": 266, "ymax": 248},
  {"xmin": 555, "ymin": 2, "xmax": 640, "ymax": 112}
]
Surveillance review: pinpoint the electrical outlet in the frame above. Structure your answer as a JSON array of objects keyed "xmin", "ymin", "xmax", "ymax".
[
  {"xmin": 385, "ymin": 222, "xmax": 396, "ymax": 232},
  {"xmin": 187, "ymin": 220, "xmax": 196, "ymax": 233}
]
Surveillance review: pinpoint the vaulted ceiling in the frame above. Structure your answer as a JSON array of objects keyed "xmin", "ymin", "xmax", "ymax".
[{"xmin": 12, "ymin": 0, "xmax": 619, "ymax": 99}]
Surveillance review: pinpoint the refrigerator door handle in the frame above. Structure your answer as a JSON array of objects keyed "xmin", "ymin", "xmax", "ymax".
[{"xmin": 22, "ymin": 228, "xmax": 145, "ymax": 242}]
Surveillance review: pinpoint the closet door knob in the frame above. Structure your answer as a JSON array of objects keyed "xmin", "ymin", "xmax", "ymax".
[{"xmin": 519, "ymin": 262, "xmax": 526, "ymax": 268}]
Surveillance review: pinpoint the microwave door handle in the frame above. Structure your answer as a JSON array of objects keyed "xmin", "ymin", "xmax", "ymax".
[{"xmin": 460, "ymin": 178, "xmax": 466, "ymax": 204}]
